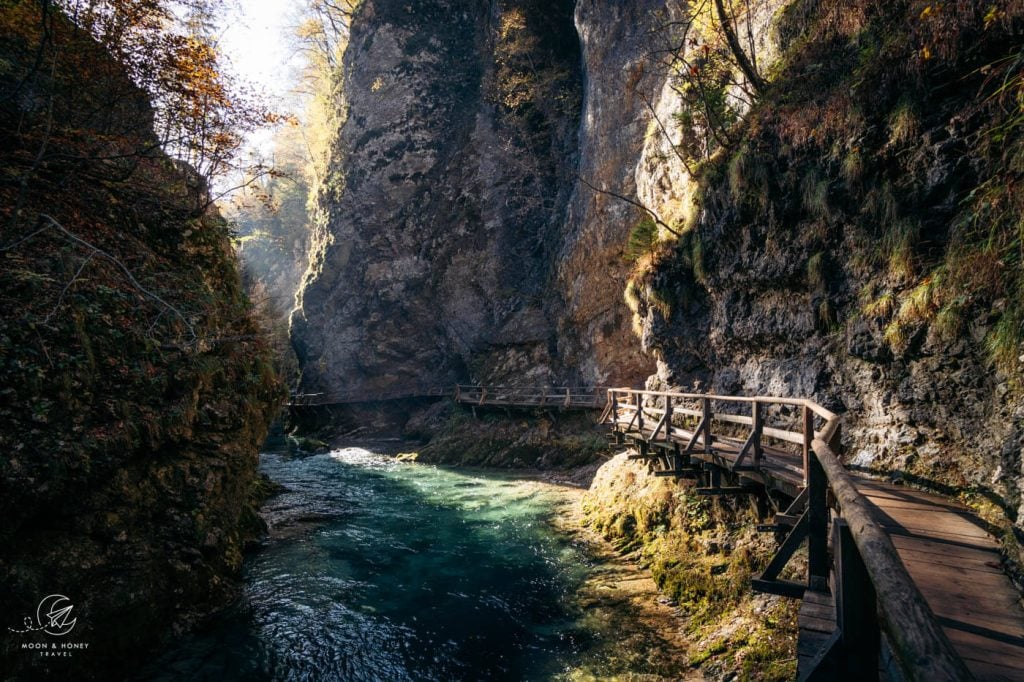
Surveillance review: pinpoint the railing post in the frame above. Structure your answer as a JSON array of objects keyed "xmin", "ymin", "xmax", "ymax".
[
  {"xmin": 565, "ymin": 387, "xmax": 571, "ymax": 407},
  {"xmin": 805, "ymin": 404, "xmax": 829, "ymax": 588},
  {"xmin": 828, "ymin": 421, "xmax": 842, "ymax": 454},
  {"xmin": 663, "ymin": 396, "xmax": 673, "ymax": 441},
  {"xmin": 833, "ymin": 518, "xmax": 880, "ymax": 681},
  {"xmin": 702, "ymin": 397, "xmax": 712, "ymax": 454},
  {"xmin": 751, "ymin": 400, "xmax": 763, "ymax": 469},
  {"xmin": 455, "ymin": 385, "xmax": 461, "ymax": 402},
  {"xmin": 636, "ymin": 393, "xmax": 645, "ymax": 433},
  {"xmin": 802, "ymin": 404, "xmax": 812, "ymax": 487}
]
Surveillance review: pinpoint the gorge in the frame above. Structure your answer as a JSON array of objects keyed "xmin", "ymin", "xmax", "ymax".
[{"xmin": 3, "ymin": 0, "xmax": 1024, "ymax": 680}]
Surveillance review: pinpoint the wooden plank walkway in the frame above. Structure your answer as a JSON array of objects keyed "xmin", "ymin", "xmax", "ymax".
[
  {"xmin": 289, "ymin": 384, "xmax": 607, "ymax": 409},
  {"xmin": 855, "ymin": 479, "xmax": 1024, "ymax": 681},
  {"xmin": 605, "ymin": 388, "xmax": 1024, "ymax": 680},
  {"xmin": 454, "ymin": 385, "xmax": 605, "ymax": 409}
]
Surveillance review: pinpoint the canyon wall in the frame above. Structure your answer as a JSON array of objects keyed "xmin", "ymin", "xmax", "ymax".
[
  {"xmin": 629, "ymin": 2, "xmax": 1024, "ymax": 538},
  {"xmin": 291, "ymin": 0, "xmax": 677, "ymax": 394},
  {"xmin": 0, "ymin": 4, "xmax": 282, "ymax": 677}
]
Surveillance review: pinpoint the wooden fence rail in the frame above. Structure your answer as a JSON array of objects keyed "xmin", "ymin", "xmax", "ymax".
[
  {"xmin": 605, "ymin": 387, "xmax": 972, "ymax": 681},
  {"xmin": 289, "ymin": 386, "xmax": 451, "ymax": 406},
  {"xmin": 454, "ymin": 385, "xmax": 605, "ymax": 409},
  {"xmin": 289, "ymin": 385, "xmax": 608, "ymax": 410}
]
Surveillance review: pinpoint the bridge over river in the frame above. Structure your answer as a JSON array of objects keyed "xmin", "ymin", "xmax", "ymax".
[{"xmin": 291, "ymin": 384, "xmax": 1024, "ymax": 679}]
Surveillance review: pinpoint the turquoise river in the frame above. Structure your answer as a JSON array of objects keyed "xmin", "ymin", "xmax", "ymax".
[{"xmin": 136, "ymin": 444, "xmax": 688, "ymax": 681}]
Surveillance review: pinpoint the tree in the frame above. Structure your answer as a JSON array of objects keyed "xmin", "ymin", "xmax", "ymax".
[
  {"xmin": 54, "ymin": 0, "xmax": 278, "ymax": 204},
  {"xmin": 655, "ymin": 0, "xmax": 770, "ymax": 160}
]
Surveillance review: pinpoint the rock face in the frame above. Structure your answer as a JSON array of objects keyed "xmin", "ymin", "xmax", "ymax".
[
  {"xmin": 292, "ymin": 0, "xmax": 670, "ymax": 394},
  {"xmin": 294, "ymin": 0, "xmax": 579, "ymax": 393},
  {"xmin": 0, "ymin": 4, "xmax": 281, "ymax": 677},
  {"xmin": 628, "ymin": 3, "xmax": 1024, "ymax": 537}
]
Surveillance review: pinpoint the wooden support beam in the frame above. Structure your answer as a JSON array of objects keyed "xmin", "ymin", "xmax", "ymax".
[
  {"xmin": 654, "ymin": 469, "xmax": 703, "ymax": 479},
  {"xmin": 702, "ymin": 397, "xmax": 713, "ymax": 456},
  {"xmin": 683, "ymin": 417, "xmax": 706, "ymax": 453},
  {"xmin": 732, "ymin": 401, "xmax": 764, "ymax": 472},
  {"xmin": 798, "ymin": 630, "xmax": 842, "ymax": 682},
  {"xmin": 833, "ymin": 518, "xmax": 880, "ymax": 681},
  {"xmin": 708, "ymin": 464, "xmax": 722, "ymax": 489},
  {"xmin": 672, "ymin": 441, "xmax": 689, "ymax": 475},
  {"xmin": 784, "ymin": 487, "xmax": 809, "ymax": 517},
  {"xmin": 758, "ymin": 510, "xmax": 809, "ymax": 583},
  {"xmin": 807, "ymin": 408, "xmax": 829, "ymax": 590},
  {"xmin": 650, "ymin": 396, "xmax": 673, "ymax": 442},
  {"xmin": 752, "ymin": 400, "xmax": 764, "ymax": 468},
  {"xmin": 695, "ymin": 486, "xmax": 760, "ymax": 496},
  {"xmin": 802, "ymin": 403, "xmax": 812, "ymax": 487},
  {"xmin": 752, "ymin": 578, "xmax": 807, "ymax": 599}
]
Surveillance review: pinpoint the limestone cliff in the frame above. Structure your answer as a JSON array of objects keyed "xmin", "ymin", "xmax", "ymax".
[
  {"xmin": 0, "ymin": 4, "xmax": 282, "ymax": 677},
  {"xmin": 628, "ymin": 2, "xmax": 1024, "ymax": 541},
  {"xmin": 292, "ymin": 0, "xmax": 678, "ymax": 394},
  {"xmin": 293, "ymin": 0, "xmax": 584, "ymax": 394}
]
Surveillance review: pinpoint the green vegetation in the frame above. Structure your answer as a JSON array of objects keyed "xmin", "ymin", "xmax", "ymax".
[
  {"xmin": 582, "ymin": 457, "xmax": 799, "ymax": 680},
  {"xmin": 631, "ymin": 0, "xmax": 1024, "ymax": 375},
  {"xmin": 624, "ymin": 217, "xmax": 659, "ymax": 263}
]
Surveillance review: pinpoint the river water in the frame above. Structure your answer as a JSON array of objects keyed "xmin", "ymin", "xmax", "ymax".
[{"xmin": 138, "ymin": 444, "xmax": 678, "ymax": 681}]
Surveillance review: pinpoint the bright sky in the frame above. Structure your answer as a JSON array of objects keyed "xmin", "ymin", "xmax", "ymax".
[{"xmin": 219, "ymin": 0, "xmax": 303, "ymax": 111}]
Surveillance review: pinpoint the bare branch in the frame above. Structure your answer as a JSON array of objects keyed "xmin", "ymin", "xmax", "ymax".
[
  {"xmin": 37, "ymin": 213, "xmax": 197, "ymax": 342},
  {"xmin": 43, "ymin": 252, "xmax": 95, "ymax": 324},
  {"xmin": 714, "ymin": 0, "xmax": 765, "ymax": 93},
  {"xmin": 577, "ymin": 176, "xmax": 681, "ymax": 237}
]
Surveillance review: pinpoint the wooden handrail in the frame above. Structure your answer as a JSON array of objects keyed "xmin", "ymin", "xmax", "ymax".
[
  {"xmin": 811, "ymin": 436, "xmax": 972, "ymax": 681},
  {"xmin": 605, "ymin": 387, "xmax": 970, "ymax": 680},
  {"xmin": 290, "ymin": 384, "xmax": 610, "ymax": 409}
]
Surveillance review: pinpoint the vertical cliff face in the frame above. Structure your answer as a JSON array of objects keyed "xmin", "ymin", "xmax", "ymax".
[
  {"xmin": 293, "ymin": 0, "xmax": 701, "ymax": 395},
  {"xmin": 552, "ymin": 0, "xmax": 677, "ymax": 386},
  {"xmin": 292, "ymin": 0, "xmax": 584, "ymax": 394},
  {"xmin": 629, "ymin": 2, "xmax": 1024, "ymax": 536},
  {"xmin": 0, "ymin": 4, "xmax": 281, "ymax": 677}
]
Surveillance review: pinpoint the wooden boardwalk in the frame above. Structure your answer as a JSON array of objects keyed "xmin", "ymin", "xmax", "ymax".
[
  {"xmin": 605, "ymin": 388, "xmax": 1024, "ymax": 681},
  {"xmin": 289, "ymin": 385, "xmax": 607, "ymax": 410},
  {"xmin": 857, "ymin": 480, "xmax": 1024, "ymax": 681},
  {"xmin": 454, "ymin": 385, "xmax": 605, "ymax": 409}
]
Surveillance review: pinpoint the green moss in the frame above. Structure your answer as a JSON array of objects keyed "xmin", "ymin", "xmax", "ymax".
[
  {"xmin": 624, "ymin": 217, "xmax": 658, "ymax": 263},
  {"xmin": 582, "ymin": 457, "xmax": 798, "ymax": 678},
  {"xmin": 801, "ymin": 171, "xmax": 830, "ymax": 221},
  {"xmin": 807, "ymin": 251, "xmax": 826, "ymax": 290},
  {"xmin": 887, "ymin": 97, "xmax": 920, "ymax": 146}
]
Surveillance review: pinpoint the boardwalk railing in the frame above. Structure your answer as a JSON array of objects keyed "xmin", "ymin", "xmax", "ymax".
[
  {"xmin": 606, "ymin": 388, "xmax": 971, "ymax": 681},
  {"xmin": 455, "ymin": 385, "xmax": 605, "ymax": 409},
  {"xmin": 290, "ymin": 386, "xmax": 450, "ymax": 407},
  {"xmin": 289, "ymin": 384, "xmax": 608, "ymax": 410}
]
